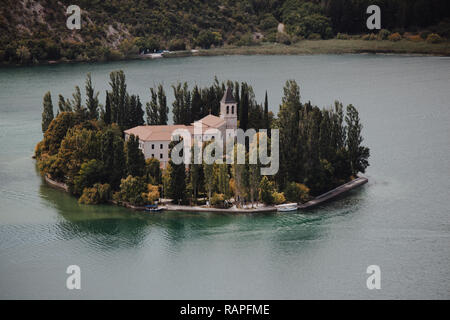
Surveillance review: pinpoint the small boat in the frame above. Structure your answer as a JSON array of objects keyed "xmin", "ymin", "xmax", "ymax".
[
  {"xmin": 145, "ymin": 204, "xmax": 163, "ymax": 212},
  {"xmin": 149, "ymin": 53, "xmax": 163, "ymax": 59},
  {"xmin": 276, "ymin": 203, "xmax": 298, "ymax": 212}
]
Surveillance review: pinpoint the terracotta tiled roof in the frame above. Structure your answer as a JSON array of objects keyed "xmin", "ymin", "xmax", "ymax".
[
  {"xmin": 124, "ymin": 115, "xmax": 225, "ymax": 142},
  {"xmin": 196, "ymin": 114, "xmax": 226, "ymax": 128},
  {"xmin": 124, "ymin": 125, "xmax": 194, "ymax": 141}
]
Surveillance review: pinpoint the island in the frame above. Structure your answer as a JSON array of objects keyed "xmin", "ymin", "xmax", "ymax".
[{"xmin": 34, "ymin": 70, "xmax": 370, "ymax": 212}]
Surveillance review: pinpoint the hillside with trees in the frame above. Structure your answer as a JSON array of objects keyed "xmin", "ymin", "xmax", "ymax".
[
  {"xmin": 35, "ymin": 71, "xmax": 370, "ymax": 209},
  {"xmin": 2, "ymin": 0, "xmax": 449, "ymax": 64}
]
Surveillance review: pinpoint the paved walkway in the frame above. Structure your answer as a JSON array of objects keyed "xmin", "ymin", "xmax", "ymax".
[
  {"xmin": 164, "ymin": 204, "xmax": 277, "ymax": 214},
  {"xmin": 298, "ymin": 176, "xmax": 368, "ymax": 209}
]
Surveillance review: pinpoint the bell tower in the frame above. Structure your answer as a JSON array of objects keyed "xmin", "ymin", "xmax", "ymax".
[{"xmin": 220, "ymin": 87, "xmax": 237, "ymax": 130}]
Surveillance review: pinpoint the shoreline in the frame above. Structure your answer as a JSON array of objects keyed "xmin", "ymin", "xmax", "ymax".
[
  {"xmin": 2, "ymin": 39, "xmax": 449, "ymax": 68},
  {"xmin": 42, "ymin": 174, "xmax": 368, "ymax": 214}
]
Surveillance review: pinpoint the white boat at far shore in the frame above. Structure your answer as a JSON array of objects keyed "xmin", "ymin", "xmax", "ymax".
[{"xmin": 276, "ymin": 203, "xmax": 298, "ymax": 212}]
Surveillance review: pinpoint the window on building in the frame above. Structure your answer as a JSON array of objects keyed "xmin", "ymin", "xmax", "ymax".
[
  {"xmin": 231, "ymin": 105, "xmax": 234, "ymax": 114},
  {"xmin": 160, "ymin": 154, "xmax": 163, "ymax": 159},
  {"xmin": 152, "ymin": 144, "xmax": 154, "ymax": 149},
  {"xmin": 226, "ymin": 106, "xmax": 229, "ymax": 114},
  {"xmin": 151, "ymin": 154, "xmax": 154, "ymax": 158},
  {"xmin": 160, "ymin": 144, "xmax": 163, "ymax": 149}
]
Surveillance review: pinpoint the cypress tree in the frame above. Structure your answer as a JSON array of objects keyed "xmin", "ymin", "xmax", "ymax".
[
  {"xmin": 125, "ymin": 134, "xmax": 145, "ymax": 177},
  {"xmin": 191, "ymin": 85, "xmax": 202, "ymax": 122},
  {"xmin": 146, "ymin": 87, "xmax": 159, "ymax": 125},
  {"xmin": 203, "ymin": 161, "xmax": 215, "ymax": 205},
  {"xmin": 42, "ymin": 91, "xmax": 54, "ymax": 133},
  {"xmin": 264, "ymin": 90, "xmax": 269, "ymax": 129},
  {"xmin": 58, "ymin": 94, "xmax": 72, "ymax": 113},
  {"xmin": 182, "ymin": 82, "xmax": 191, "ymax": 124},
  {"xmin": 168, "ymin": 140, "xmax": 186, "ymax": 204},
  {"xmin": 109, "ymin": 70, "xmax": 127, "ymax": 126},
  {"xmin": 72, "ymin": 86, "xmax": 83, "ymax": 113},
  {"xmin": 112, "ymin": 135, "xmax": 126, "ymax": 190},
  {"xmin": 127, "ymin": 94, "xmax": 144, "ymax": 129},
  {"xmin": 104, "ymin": 92, "xmax": 111, "ymax": 125},
  {"xmin": 85, "ymin": 73, "xmax": 99, "ymax": 120},
  {"xmin": 239, "ymin": 84, "xmax": 249, "ymax": 130},
  {"xmin": 189, "ymin": 144, "xmax": 202, "ymax": 203},
  {"xmin": 157, "ymin": 84, "xmax": 168, "ymax": 125},
  {"xmin": 234, "ymin": 81, "xmax": 240, "ymax": 118},
  {"xmin": 345, "ymin": 104, "xmax": 370, "ymax": 176},
  {"xmin": 277, "ymin": 80, "xmax": 302, "ymax": 188},
  {"xmin": 172, "ymin": 83, "xmax": 183, "ymax": 124}
]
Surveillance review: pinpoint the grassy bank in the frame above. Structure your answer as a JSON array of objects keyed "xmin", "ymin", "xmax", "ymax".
[
  {"xmin": 192, "ymin": 39, "xmax": 450, "ymax": 57},
  {"xmin": 3, "ymin": 38, "xmax": 449, "ymax": 67}
]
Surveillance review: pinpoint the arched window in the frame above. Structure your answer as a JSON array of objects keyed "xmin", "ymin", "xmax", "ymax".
[
  {"xmin": 231, "ymin": 105, "xmax": 234, "ymax": 114},
  {"xmin": 226, "ymin": 106, "xmax": 229, "ymax": 114}
]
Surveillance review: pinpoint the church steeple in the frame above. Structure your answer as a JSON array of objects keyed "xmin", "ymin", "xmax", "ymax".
[
  {"xmin": 220, "ymin": 87, "xmax": 237, "ymax": 131},
  {"xmin": 221, "ymin": 87, "xmax": 236, "ymax": 104}
]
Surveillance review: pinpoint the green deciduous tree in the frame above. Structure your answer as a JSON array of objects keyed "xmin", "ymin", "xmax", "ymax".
[
  {"xmin": 145, "ymin": 158, "xmax": 161, "ymax": 185},
  {"xmin": 259, "ymin": 176, "xmax": 275, "ymax": 205},
  {"xmin": 74, "ymin": 159, "xmax": 105, "ymax": 195},
  {"xmin": 116, "ymin": 175, "xmax": 148, "ymax": 206}
]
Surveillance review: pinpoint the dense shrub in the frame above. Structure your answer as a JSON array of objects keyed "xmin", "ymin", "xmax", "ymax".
[
  {"xmin": 195, "ymin": 30, "xmax": 222, "ymax": 49},
  {"xmin": 284, "ymin": 182, "xmax": 311, "ymax": 203},
  {"xmin": 272, "ymin": 192, "xmax": 286, "ymax": 205},
  {"xmin": 236, "ymin": 33, "xmax": 255, "ymax": 46},
  {"xmin": 407, "ymin": 34, "xmax": 422, "ymax": 42},
  {"xmin": 336, "ymin": 33, "xmax": 350, "ymax": 40},
  {"xmin": 276, "ymin": 32, "xmax": 291, "ymax": 45},
  {"xmin": 378, "ymin": 29, "xmax": 391, "ymax": 40},
  {"xmin": 116, "ymin": 175, "xmax": 148, "ymax": 206},
  {"xmin": 388, "ymin": 33, "xmax": 402, "ymax": 41},
  {"xmin": 143, "ymin": 184, "xmax": 160, "ymax": 204},
  {"xmin": 211, "ymin": 193, "xmax": 225, "ymax": 207},
  {"xmin": 426, "ymin": 33, "xmax": 443, "ymax": 43},
  {"xmin": 420, "ymin": 31, "xmax": 431, "ymax": 40},
  {"xmin": 78, "ymin": 183, "xmax": 111, "ymax": 204},
  {"xmin": 259, "ymin": 14, "xmax": 278, "ymax": 31},
  {"xmin": 308, "ymin": 33, "xmax": 322, "ymax": 40},
  {"xmin": 168, "ymin": 39, "xmax": 186, "ymax": 51},
  {"xmin": 259, "ymin": 176, "xmax": 275, "ymax": 205},
  {"xmin": 73, "ymin": 159, "xmax": 105, "ymax": 195}
]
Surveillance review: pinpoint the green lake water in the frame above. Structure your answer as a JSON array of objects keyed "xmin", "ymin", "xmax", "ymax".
[{"xmin": 0, "ymin": 55, "xmax": 449, "ymax": 299}]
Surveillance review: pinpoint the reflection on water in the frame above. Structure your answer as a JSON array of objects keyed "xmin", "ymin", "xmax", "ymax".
[{"xmin": 37, "ymin": 177, "xmax": 366, "ymax": 253}]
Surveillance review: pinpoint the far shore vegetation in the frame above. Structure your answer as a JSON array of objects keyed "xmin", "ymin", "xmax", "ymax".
[
  {"xmin": 192, "ymin": 38, "xmax": 450, "ymax": 57},
  {"xmin": 35, "ymin": 71, "xmax": 370, "ymax": 210},
  {"xmin": 2, "ymin": 0, "xmax": 450, "ymax": 66}
]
